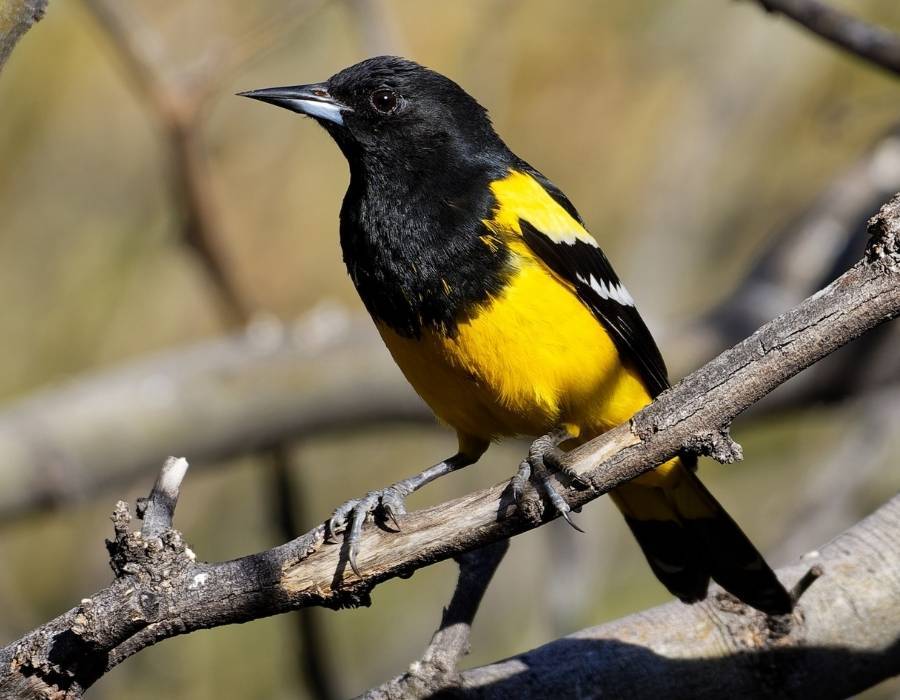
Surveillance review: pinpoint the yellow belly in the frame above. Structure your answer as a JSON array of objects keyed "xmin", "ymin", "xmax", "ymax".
[{"xmin": 376, "ymin": 245, "xmax": 653, "ymax": 452}]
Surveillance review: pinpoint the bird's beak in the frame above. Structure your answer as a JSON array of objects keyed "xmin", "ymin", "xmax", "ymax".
[{"xmin": 237, "ymin": 83, "xmax": 350, "ymax": 126}]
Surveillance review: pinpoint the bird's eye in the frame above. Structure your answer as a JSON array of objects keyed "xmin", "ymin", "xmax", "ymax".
[{"xmin": 370, "ymin": 89, "xmax": 399, "ymax": 114}]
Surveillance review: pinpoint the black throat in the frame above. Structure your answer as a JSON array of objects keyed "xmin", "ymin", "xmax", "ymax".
[{"xmin": 339, "ymin": 149, "xmax": 513, "ymax": 338}]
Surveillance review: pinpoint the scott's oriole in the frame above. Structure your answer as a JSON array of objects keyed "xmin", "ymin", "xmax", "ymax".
[{"xmin": 240, "ymin": 56, "xmax": 792, "ymax": 615}]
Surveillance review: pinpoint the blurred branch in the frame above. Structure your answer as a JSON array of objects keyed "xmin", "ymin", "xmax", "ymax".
[
  {"xmin": 0, "ymin": 305, "xmax": 429, "ymax": 524},
  {"xmin": 363, "ymin": 540, "xmax": 510, "ymax": 700},
  {"xmin": 1, "ymin": 196, "xmax": 897, "ymax": 698},
  {"xmin": 0, "ymin": 0, "xmax": 47, "ymax": 74},
  {"xmin": 671, "ymin": 124, "xmax": 900, "ymax": 411},
  {"xmin": 83, "ymin": 0, "xmax": 331, "ymax": 320},
  {"xmin": 83, "ymin": 0, "xmax": 250, "ymax": 322},
  {"xmin": 769, "ymin": 385, "xmax": 900, "ymax": 562},
  {"xmin": 455, "ymin": 495, "xmax": 900, "ymax": 699},
  {"xmin": 3, "ymin": 167, "xmax": 900, "ymax": 522},
  {"xmin": 754, "ymin": 0, "xmax": 900, "ymax": 77}
]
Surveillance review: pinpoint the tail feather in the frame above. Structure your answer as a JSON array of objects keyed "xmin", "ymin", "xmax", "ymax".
[{"xmin": 611, "ymin": 459, "xmax": 792, "ymax": 615}]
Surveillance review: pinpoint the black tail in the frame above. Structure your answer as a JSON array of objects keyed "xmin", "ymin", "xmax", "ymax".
[{"xmin": 610, "ymin": 458, "xmax": 792, "ymax": 615}]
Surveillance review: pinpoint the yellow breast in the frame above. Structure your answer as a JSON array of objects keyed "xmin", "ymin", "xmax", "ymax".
[{"xmin": 377, "ymin": 243, "xmax": 652, "ymax": 447}]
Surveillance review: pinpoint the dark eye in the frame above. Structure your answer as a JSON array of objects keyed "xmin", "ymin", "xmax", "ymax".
[{"xmin": 370, "ymin": 89, "xmax": 399, "ymax": 114}]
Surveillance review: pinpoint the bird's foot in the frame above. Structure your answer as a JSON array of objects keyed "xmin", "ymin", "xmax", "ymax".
[
  {"xmin": 510, "ymin": 429, "xmax": 586, "ymax": 532},
  {"xmin": 326, "ymin": 453, "xmax": 476, "ymax": 579},
  {"xmin": 328, "ymin": 485, "xmax": 409, "ymax": 576}
]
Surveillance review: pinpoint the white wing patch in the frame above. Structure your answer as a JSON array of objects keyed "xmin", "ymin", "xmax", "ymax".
[{"xmin": 576, "ymin": 273, "xmax": 635, "ymax": 307}]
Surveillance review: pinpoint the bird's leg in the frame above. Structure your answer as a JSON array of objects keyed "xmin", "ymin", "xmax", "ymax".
[
  {"xmin": 329, "ymin": 452, "xmax": 477, "ymax": 576},
  {"xmin": 511, "ymin": 426, "xmax": 586, "ymax": 532}
]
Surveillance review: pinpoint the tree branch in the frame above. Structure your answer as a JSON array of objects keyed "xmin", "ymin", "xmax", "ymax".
[
  {"xmin": 362, "ymin": 540, "xmax": 510, "ymax": 700},
  {"xmin": 455, "ymin": 494, "xmax": 900, "ymax": 699},
  {"xmin": 83, "ymin": 0, "xmax": 251, "ymax": 322},
  {"xmin": 0, "ymin": 0, "xmax": 47, "ymax": 74},
  {"xmin": 1, "ymin": 194, "xmax": 897, "ymax": 698},
  {"xmin": 754, "ymin": 0, "xmax": 900, "ymax": 77},
  {"xmin": 0, "ymin": 306, "xmax": 429, "ymax": 524}
]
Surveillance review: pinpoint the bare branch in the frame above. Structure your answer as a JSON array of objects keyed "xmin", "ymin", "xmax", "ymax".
[
  {"xmin": 136, "ymin": 456, "xmax": 189, "ymax": 538},
  {"xmin": 754, "ymin": 0, "xmax": 900, "ymax": 77},
  {"xmin": 455, "ymin": 495, "xmax": 900, "ymax": 699},
  {"xmin": 0, "ymin": 0, "xmax": 47, "ymax": 74},
  {"xmin": 678, "ymin": 124, "xmax": 900, "ymax": 354},
  {"xmin": 83, "ymin": 0, "xmax": 250, "ymax": 323},
  {"xmin": 1, "ymin": 195, "xmax": 897, "ymax": 697},
  {"xmin": 363, "ymin": 540, "xmax": 510, "ymax": 700},
  {"xmin": 0, "ymin": 306, "xmax": 429, "ymax": 524}
]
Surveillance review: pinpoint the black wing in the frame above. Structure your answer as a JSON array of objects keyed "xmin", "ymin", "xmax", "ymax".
[{"xmin": 515, "ymin": 172, "xmax": 670, "ymax": 397}]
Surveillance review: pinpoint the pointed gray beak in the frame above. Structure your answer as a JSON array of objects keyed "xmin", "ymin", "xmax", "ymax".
[{"xmin": 237, "ymin": 83, "xmax": 351, "ymax": 126}]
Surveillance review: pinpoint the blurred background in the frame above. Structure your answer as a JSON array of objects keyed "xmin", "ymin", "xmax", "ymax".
[{"xmin": 1, "ymin": 0, "xmax": 899, "ymax": 697}]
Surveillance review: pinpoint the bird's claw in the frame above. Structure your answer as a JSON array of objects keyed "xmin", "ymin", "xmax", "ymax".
[
  {"xmin": 509, "ymin": 431, "xmax": 586, "ymax": 532},
  {"xmin": 511, "ymin": 459, "xmax": 531, "ymax": 502},
  {"xmin": 328, "ymin": 486, "xmax": 408, "ymax": 577}
]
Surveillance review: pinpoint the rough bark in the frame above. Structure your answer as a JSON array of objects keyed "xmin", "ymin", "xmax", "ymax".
[
  {"xmin": 1, "ymin": 195, "xmax": 897, "ymax": 699},
  {"xmin": 0, "ymin": 0, "xmax": 47, "ymax": 74},
  {"xmin": 456, "ymin": 495, "xmax": 900, "ymax": 700}
]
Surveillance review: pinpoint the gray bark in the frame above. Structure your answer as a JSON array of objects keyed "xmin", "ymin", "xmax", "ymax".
[{"xmin": 456, "ymin": 495, "xmax": 900, "ymax": 699}]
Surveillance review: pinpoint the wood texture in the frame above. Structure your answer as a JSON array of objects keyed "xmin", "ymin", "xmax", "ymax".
[{"xmin": 457, "ymin": 495, "xmax": 900, "ymax": 699}]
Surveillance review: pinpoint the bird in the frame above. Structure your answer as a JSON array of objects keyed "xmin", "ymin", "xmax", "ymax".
[{"xmin": 239, "ymin": 56, "xmax": 792, "ymax": 615}]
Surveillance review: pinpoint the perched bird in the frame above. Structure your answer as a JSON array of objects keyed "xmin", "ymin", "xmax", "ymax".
[{"xmin": 239, "ymin": 56, "xmax": 792, "ymax": 614}]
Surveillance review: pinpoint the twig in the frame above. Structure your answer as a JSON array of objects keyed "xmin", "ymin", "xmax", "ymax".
[
  {"xmin": 754, "ymin": 0, "xmax": 900, "ymax": 77},
  {"xmin": 136, "ymin": 456, "xmax": 189, "ymax": 538},
  {"xmin": 362, "ymin": 540, "xmax": 510, "ymax": 700},
  {"xmin": 82, "ymin": 0, "xmax": 250, "ymax": 323},
  {"xmin": 788, "ymin": 564, "xmax": 822, "ymax": 604},
  {"xmin": 1, "ymin": 194, "xmax": 897, "ymax": 697}
]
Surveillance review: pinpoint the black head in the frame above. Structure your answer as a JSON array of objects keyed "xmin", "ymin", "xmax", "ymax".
[{"xmin": 238, "ymin": 56, "xmax": 509, "ymax": 175}]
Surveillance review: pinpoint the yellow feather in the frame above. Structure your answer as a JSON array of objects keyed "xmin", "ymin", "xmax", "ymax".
[{"xmin": 485, "ymin": 170, "xmax": 597, "ymax": 245}]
